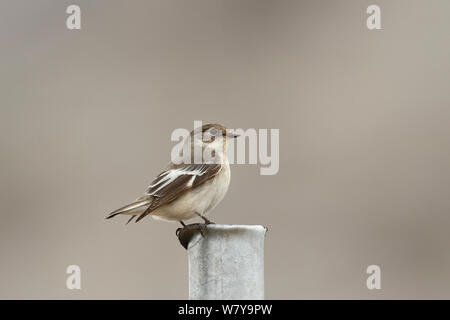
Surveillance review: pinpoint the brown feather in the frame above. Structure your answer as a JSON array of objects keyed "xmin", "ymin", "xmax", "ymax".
[{"xmin": 135, "ymin": 164, "xmax": 222, "ymax": 222}]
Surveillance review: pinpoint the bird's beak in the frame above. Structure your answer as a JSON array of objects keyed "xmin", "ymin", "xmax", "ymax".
[{"xmin": 226, "ymin": 132, "xmax": 240, "ymax": 139}]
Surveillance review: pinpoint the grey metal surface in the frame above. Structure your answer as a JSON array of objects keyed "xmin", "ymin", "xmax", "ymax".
[{"xmin": 188, "ymin": 224, "xmax": 266, "ymax": 300}]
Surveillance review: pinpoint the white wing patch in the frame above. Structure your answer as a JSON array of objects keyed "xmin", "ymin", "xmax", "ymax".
[
  {"xmin": 146, "ymin": 164, "xmax": 209, "ymax": 195},
  {"xmin": 186, "ymin": 175, "xmax": 196, "ymax": 187}
]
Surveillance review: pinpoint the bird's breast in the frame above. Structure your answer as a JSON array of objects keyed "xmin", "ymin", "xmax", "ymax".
[{"xmin": 205, "ymin": 162, "xmax": 231, "ymax": 212}]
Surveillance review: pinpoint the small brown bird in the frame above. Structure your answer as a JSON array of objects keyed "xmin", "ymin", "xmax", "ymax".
[{"xmin": 105, "ymin": 123, "xmax": 239, "ymax": 226}]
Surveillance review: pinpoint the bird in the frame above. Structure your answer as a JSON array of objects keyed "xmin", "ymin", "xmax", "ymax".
[{"xmin": 105, "ymin": 123, "xmax": 239, "ymax": 226}]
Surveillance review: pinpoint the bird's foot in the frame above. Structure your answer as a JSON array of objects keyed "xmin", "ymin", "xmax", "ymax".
[{"xmin": 202, "ymin": 218, "xmax": 215, "ymax": 225}]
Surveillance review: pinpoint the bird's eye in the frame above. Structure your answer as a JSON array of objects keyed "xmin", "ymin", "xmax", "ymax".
[
  {"xmin": 202, "ymin": 131, "xmax": 214, "ymax": 142},
  {"xmin": 210, "ymin": 129, "xmax": 218, "ymax": 136}
]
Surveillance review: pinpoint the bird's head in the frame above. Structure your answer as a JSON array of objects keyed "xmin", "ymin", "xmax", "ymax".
[{"xmin": 187, "ymin": 123, "xmax": 239, "ymax": 160}]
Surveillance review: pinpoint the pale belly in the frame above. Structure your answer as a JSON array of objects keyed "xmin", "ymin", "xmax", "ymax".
[{"xmin": 152, "ymin": 164, "xmax": 231, "ymax": 222}]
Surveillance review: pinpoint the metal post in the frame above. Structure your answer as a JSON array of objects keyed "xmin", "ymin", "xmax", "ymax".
[{"xmin": 188, "ymin": 224, "xmax": 267, "ymax": 300}]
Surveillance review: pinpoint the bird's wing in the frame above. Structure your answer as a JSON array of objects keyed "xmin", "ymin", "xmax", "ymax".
[{"xmin": 135, "ymin": 163, "xmax": 222, "ymax": 222}]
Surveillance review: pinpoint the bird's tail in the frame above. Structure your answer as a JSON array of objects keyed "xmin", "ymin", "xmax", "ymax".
[{"xmin": 105, "ymin": 198, "xmax": 152, "ymax": 220}]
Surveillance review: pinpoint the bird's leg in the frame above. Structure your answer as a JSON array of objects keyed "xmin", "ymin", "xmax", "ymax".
[
  {"xmin": 196, "ymin": 212, "xmax": 215, "ymax": 225},
  {"xmin": 179, "ymin": 220, "xmax": 186, "ymax": 227},
  {"xmin": 202, "ymin": 216, "xmax": 215, "ymax": 225}
]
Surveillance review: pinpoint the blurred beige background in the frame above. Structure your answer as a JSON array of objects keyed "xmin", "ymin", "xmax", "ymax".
[{"xmin": 1, "ymin": 0, "xmax": 450, "ymax": 299}]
